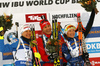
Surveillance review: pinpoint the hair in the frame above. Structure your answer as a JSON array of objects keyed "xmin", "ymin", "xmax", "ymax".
[
  {"xmin": 63, "ymin": 33, "xmax": 68, "ymax": 40},
  {"xmin": 63, "ymin": 24, "xmax": 69, "ymax": 40}
]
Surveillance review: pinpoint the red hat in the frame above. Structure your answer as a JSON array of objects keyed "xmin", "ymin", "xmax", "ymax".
[{"xmin": 40, "ymin": 19, "xmax": 51, "ymax": 30}]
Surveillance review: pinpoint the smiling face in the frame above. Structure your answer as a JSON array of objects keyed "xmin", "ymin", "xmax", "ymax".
[
  {"xmin": 42, "ymin": 25, "xmax": 52, "ymax": 35},
  {"xmin": 22, "ymin": 30, "xmax": 31, "ymax": 39},
  {"xmin": 67, "ymin": 29, "xmax": 75, "ymax": 38}
]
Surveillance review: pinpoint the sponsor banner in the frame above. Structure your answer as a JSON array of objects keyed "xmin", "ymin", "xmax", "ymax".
[
  {"xmin": 49, "ymin": 10, "xmax": 92, "ymax": 29},
  {"xmin": 90, "ymin": 57, "xmax": 100, "ymax": 66},
  {"xmin": 86, "ymin": 42, "xmax": 100, "ymax": 53},
  {"xmin": 25, "ymin": 13, "xmax": 47, "ymax": 22},
  {"xmin": 86, "ymin": 27, "xmax": 100, "ymax": 38},
  {"xmin": 0, "ymin": 0, "xmax": 85, "ymax": 14},
  {"xmin": 25, "ymin": 13, "xmax": 50, "ymax": 30},
  {"xmin": 0, "ymin": 0, "xmax": 100, "ymax": 14}
]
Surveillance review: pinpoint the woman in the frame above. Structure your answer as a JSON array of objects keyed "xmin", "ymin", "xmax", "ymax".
[
  {"xmin": 0, "ymin": 24, "xmax": 40, "ymax": 66},
  {"xmin": 37, "ymin": 19, "xmax": 67, "ymax": 66},
  {"xmin": 62, "ymin": 9, "xmax": 95, "ymax": 66}
]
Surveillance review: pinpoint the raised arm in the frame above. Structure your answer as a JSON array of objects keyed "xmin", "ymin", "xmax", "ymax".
[
  {"xmin": 0, "ymin": 39, "xmax": 19, "ymax": 52},
  {"xmin": 84, "ymin": 9, "xmax": 95, "ymax": 38}
]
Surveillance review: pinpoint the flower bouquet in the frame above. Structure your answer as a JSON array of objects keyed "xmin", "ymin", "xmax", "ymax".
[
  {"xmin": 0, "ymin": 13, "xmax": 13, "ymax": 34},
  {"xmin": 78, "ymin": 0, "xmax": 99, "ymax": 14},
  {"xmin": 46, "ymin": 38, "xmax": 61, "ymax": 57}
]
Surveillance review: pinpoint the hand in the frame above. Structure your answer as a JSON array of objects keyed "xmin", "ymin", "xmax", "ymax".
[
  {"xmin": 0, "ymin": 27, "xmax": 5, "ymax": 36},
  {"xmin": 48, "ymin": 55, "xmax": 54, "ymax": 60},
  {"xmin": 34, "ymin": 52, "xmax": 41, "ymax": 60},
  {"xmin": 0, "ymin": 27, "xmax": 5, "ymax": 39},
  {"xmin": 52, "ymin": 52, "xmax": 58, "ymax": 58},
  {"xmin": 82, "ymin": 52, "xmax": 89, "ymax": 59},
  {"xmin": 32, "ymin": 40, "xmax": 37, "ymax": 45},
  {"xmin": 58, "ymin": 39, "xmax": 62, "ymax": 45},
  {"xmin": 48, "ymin": 53, "xmax": 58, "ymax": 60},
  {"xmin": 0, "ymin": 36, "xmax": 4, "ymax": 39},
  {"xmin": 30, "ymin": 40, "xmax": 37, "ymax": 47},
  {"xmin": 58, "ymin": 39, "xmax": 64, "ymax": 45},
  {"xmin": 84, "ymin": 52, "xmax": 89, "ymax": 58}
]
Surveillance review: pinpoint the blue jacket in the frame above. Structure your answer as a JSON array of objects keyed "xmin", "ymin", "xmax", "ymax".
[
  {"xmin": 14, "ymin": 37, "xmax": 33, "ymax": 66},
  {"xmin": 62, "ymin": 37, "xmax": 84, "ymax": 66},
  {"xmin": 0, "ymin": 39, "xmax": 19, "ymax": 60},
  {"xmin": 0, "ymin": 39, "xmax": 19, "ymax": 66},
  {"xmin": 0, "ymin": 37, "xmax": 33, "ymax": 66}
]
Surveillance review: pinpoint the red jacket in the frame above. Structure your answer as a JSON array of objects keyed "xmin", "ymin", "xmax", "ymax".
[
  {"xmin": 37, "ymin": 34, "xmax": 67, "ymax": 63},
  {"xmin": 37, "ymin": 36, "xmax": 49, "ymax": 62}
]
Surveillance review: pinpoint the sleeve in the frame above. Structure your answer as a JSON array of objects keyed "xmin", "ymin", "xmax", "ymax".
[
  {"xmin": 0, "ymin": 39, "xmax": 13, "ymax": 52},
  {"xmin": 0, "ymin": 39, "xmax": 19, "ymax": 52},
  {"xmin": 62, "ymin": 43, "xmax": 72, "ymax": 61},
  {"xmin": 0, "ymin": 40, "xmax": 5, "ymax": 52},
  {"xmin": 61, "ymin": 35, "xmax": 64, "ymax": 42},
  {"xmin": 84, "ymin": 9, "xmax": 95, "ymax": 38},
  {"xmin": 10, "ymin": 39, "xmax": 19, "ymax": 50},
  {"xmin": 37, "ymin": 37, "xmax": 49, "ymax": 62}
]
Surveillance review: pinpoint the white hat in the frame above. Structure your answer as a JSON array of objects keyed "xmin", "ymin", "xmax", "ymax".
[
  {"xmin": 64, "ymin": 24, "xmax": 76, "ymax": 34},
  {"xmin": 21, "ymin": 24, "xmax": 31, "ymax": 34}
]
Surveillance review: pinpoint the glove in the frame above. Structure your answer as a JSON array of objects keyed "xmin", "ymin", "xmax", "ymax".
[
  {"xmin": 52, "ymin": 52, "xmax": 58, "ymax": 58},
  {"xmin": 84, "ymin": 52, "xmax": 89, "ymax": 58},
  {"xmin": 32, "ymin": 40, "xmax": 37, "ymax": 44},
  {"xmin": 48, "ymin": 52, "xmax": 58, "ymax": 60},
  {"xmin": 34, "ymin": 52, "xmax": 41, "ymax": 60},
  {"xmin": 0, "ymin": 27, "xmax": 3, "ymax": 32},
  {"xmin": 0, "ymin": 36, "xmax": 4, "ymax": 39},
  {"xmin": 58, "ymin": 39, "xmax": 64, "ymax": 45},
  {"xmin": 63, "ymin": 63, "xmax": 67, "ymax": 66},
  {"xmin": 30, "ymin": 40, "xmax": 37, "ymax": 47},
  {"xmin": 82, "ymin": 52, "xmax": 89, "ymax": 60},
  {"xmin": 0, "ymin": 27, "xmax": 4, "ymax": 39},
  {"xmin": 48, "ymin": 55, "xmax": 54, "ymax": 60}
]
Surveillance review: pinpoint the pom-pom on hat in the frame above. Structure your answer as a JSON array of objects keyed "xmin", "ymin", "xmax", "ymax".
[
  {"xmin": 64, "ymin": 24, "xmax": 76, "ymax": 34},
  {"xmin": 40, "ymin": 19, "xmax": 51, "ymax": 30},
  {"xmin": 21, "ymin": 24, "xmax": 31, "ymax": 34}
]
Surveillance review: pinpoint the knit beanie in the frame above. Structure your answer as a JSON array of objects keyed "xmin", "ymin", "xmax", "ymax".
[
  {"xmin": 64, "ymin": 24, "xmax": 76, "ymax": 34},
  {"xmin": 21, "ymin": 24, "xmax": 31, "ymax": 34},
  {"xmin": 40, "ymin": 19, "xmax": 51, "ymax": 30}
]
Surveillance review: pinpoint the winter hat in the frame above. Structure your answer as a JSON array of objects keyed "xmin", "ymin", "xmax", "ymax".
[
  {"xmin": 64, "ymin": 24, "xmax": 76, "ymax": 34},
  {"xmin": 21, "ymin": 24, "xmax": 31, "ymax": 34},
  {"xmin": 40, "ymin": 19, "xmax": 51, "ymax": 30}
]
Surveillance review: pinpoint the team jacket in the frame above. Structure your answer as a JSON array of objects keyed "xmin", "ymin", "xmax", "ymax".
[
  {"xmin": 62, "ymin": 37, "xmax": 84, "ymax": 66},
  {"xmin": 0, "ymin": 37, "xmax": 33, "ymax": 66},
  {"xmin": 62, "ymin": 9, "xmax": 95, "ymax": 66},
  {"xmin": 0, "ymin": 39, "xmax": 19, "ymax": 65},
  {"xmin": 14, "ymin": 37, "xmax": 33, "ymax": 66}
]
